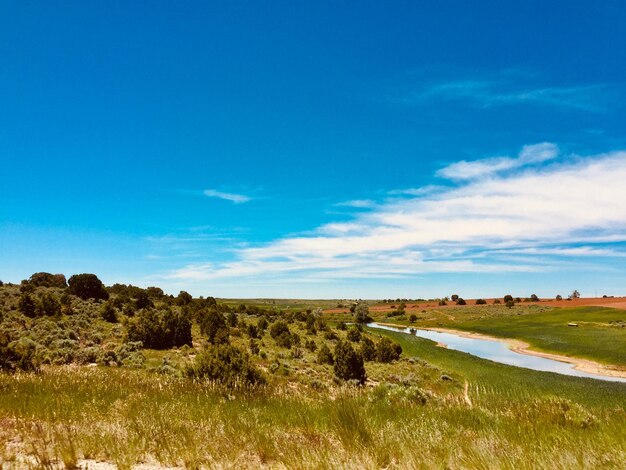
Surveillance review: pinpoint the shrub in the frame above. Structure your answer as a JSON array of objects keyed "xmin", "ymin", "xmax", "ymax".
[
  {"xmin": 475, "ymin": 299, "xmax": 487, "ymax": 305},
  {"xmin": 409, "ymin": 314, "xmax": 418, "ymax": 322},
  {"xmin": 0, "ymin": 335, "xmax": 38, "ymax": 372},
  {"xmin": 451, "ymin": 294, "xmax": 459, "ymax": 301},
  {"xmin": 127, "ymin": 308, "xmax": 192, "ymax": 349},
  {"xmin": 199, "ymin": 309, "xmax": 229, "ymax": 344},
  {"xmin": 100, "ymin": 301, "xmax": 118, "ymax": 322},
  {"xmin": 18, "ymin": 293, "xmax": 37, "ymax": 318},
  {"xmin": 493, "ymin": 299, "xmax": 501, "ymax": 304},
  {"xmin": 556, "ymin": 294, "xmax": 563, "ymax": 301},
  {"xmin": 68, "ymin": 274, "xmax": 109, "ymax": 301},
  {"xmin": 360, "ymin": 336, "xmax": 376, "ymax": 361},
  {"xmin": 135, "ymin": 291, "xmax": 153, "ymax": 310},
  {"xmin": 305, "ymin": 339, "xmax": 317, "ymax": 352},
  {"xmin": 530, "ymin": 294, "xmax": 539, "ymax": 302},
  {"xmin": 503, "ymin": 294, "xmax": 513, "ymax": 303},
  {"xmin": 257, "ymin": 317, "xmax": 269, "ymax": 332},
  {"xmin": 249, "ymin": 339, "xmax": 260, "ymax": 355},
  {"xmin": 269, "ymin": 320, "xmax": 290, "ymax": 339},
  {"xmin": 317, "ymin": 344, "xmax": 334, "ymax": 365},
  {"xmin": 506, "ymin": 300, "xmax": 515, "ymax": 309},
  {"xmin": 333, "ymin": 341, "xmax": 366, "ymax": 384},
  {"xmin": 376, "ymin": 337, "xmax": 402, "ymax": 363},
  {"xmin": 29, "ymin": 272, "xmax": 67, "ymax": 288},
  {"xmin": 346, "ymin": 327, "xmax": 361, "ymax": 342},
  {"xmin": 37, "ymin": 293, "xmax": 61, "ymax": 317},
  {"xmin": 227, "ymin": 311, "xmax": 238, "ymax": 327},
  {"xmin": 456, "ymin": 298, "xmax": 466, "ymax": 306},
  {"xmin": 354, "ymin": 303, "xmax": 372, "ymax": 324},
  {"xmin": 186, "ymin": 344, "xmax": 265, "ymax": 388}
]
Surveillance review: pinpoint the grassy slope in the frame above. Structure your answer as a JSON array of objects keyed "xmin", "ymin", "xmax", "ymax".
[{"xmin": 2, "ymin": 328, "xmax": 626, "ymax": 468}]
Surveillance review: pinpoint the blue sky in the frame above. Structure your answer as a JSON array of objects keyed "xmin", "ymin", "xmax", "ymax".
[{"xmin": 1, "ymin": 1, "xmax": 626, "ymax": 298}]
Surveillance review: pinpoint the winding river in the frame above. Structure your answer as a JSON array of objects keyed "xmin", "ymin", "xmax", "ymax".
[{"xmin": 369, "ymin": 322, "xmax": 626, "ymax": 383}]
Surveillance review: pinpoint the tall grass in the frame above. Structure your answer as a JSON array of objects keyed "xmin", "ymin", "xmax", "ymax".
[{"xmin": 1, "ymin": 363, "xmax": 625, "ymax": 468}]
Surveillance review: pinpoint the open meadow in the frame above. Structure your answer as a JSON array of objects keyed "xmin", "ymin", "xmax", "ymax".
[{"xmin": 1, "ymin": 276, "xmax": 626, "ymax": 468}]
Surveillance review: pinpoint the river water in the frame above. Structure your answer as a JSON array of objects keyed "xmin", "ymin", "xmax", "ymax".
[{"xmin": 369, "ymin": 322, "xmax": 626, "ymax": 383}]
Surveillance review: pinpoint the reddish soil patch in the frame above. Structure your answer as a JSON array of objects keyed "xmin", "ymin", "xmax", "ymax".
[{"xmin": 324, "ymin": 297, "xmax": 626, "ymax": 314}]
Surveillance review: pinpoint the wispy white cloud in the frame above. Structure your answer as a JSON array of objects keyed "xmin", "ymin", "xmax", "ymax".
[
  {"xmin": 203, "ymin": 189, "xmax": 251, "ymax": 204},
  {"xmin": 436, "ymin": 142, "xmax": 559, "ymax": 180},
  {"xmin": 407, "ymin": 79, "xmax": 607, "ymax": 112},
  {"xmin": 165, "ymin": 144, "xmax": 626, "ymax": 284},
  {"xmin": 334, "ymin": 199, "xmax": 376, "ymax": 208}
]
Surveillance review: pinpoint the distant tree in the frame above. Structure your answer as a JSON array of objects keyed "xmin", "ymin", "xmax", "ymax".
[
  {"xmin": 186, "ymin": 344, "xmax": 265, "ymax": 388},
  {"xmin": 475, "ymin": 299, "xmax": 487, "ymax": 305},
  {"xmin": 177, "ymin": 290, "xmax": 193, "ymax": 306},
  {"xmin": 376, "ymin": 337, "xmax": 402, "ymax": 363},
  {"xmin": 101, "ymin": 301, "xmax": 118, "ymax": 323},
  {"xmin": 38, "ymin": 293, "xmax": 61, "ymax": 317},
  {"xmin": 570, "ymin": 290, "xmax": 581, "ymax": 300},
  {"xmin": 333, "ymin": 341, "xmax": 366, "ymax": 384},
  {"xmin": 505, "ymin": 300, "xmax": 515, "ymax": 309},
  {"xmin": 317, "ymin": 344, "xmax": 334, "ymax": 365},
  {"xmin": 18, "ymin": 293, "xmax": 36, "ymax": 318},
  {"xmin": 451, "ymin": 294, "xmax": 459, "ymax": 302},
  {"xmin": 200, "ymin": 309, "xmax": 229, "ymax": 344},
  {"xmin": 346, "ymin": 327, "xmax": 361, "ymax": 342},
  {"xmin": 68, "ymin": 274, "xmax": 109, "ymax": 301},
  {"xmin": 438, "ymin": 299, "xmax": 447, "ymax": 306},
  {"xmin": 29, "ymin": 272, "xmax": 67, "ymax": 288},
  {"xmin": 257, "ymin": 316, "xmax": 269, "ymax": 332},
  {"xmin": 360, "ymin": 336, "xmax": 376, "ymax": 361},
  {"xmin": 135, "ymin": 291, "xmax": 153, "ymax": 310},
  {"xmin": 503, "ymin": 295, "xmax": 513, "ymax": 303},
  {"xmin": 409, "ymin": 314, "xmax": 418, "ymax": 322},
  {"xmin": 227, "ymin": 311, "xmax": 238, "ymax": 328},
  {"xmin": 556, "ymin": 294, "xmax": 563, "ymax": 301},
  {"xmin": 354, "ymin": 303, "xmax": 372, "ymax": 324},
  {"xmin": 456, "ymin": 298, "xmax": 466, "ymax": 306},
  {"xmin": 127, "ymin": 308, "xmax": 192, "ymax": 349},
  {"xmin": 145, "ymin": 286, "xmax": 164, "ymax": 298},
  {"xmin": 530, "ymin": 294, "xmax": 539, "ymax": 302}
]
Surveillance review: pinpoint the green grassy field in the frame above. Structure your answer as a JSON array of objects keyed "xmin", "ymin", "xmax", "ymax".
[
  {"xmin": 1, "ymin": 328, "xmax": 626, "ymax": 468},
  {"xmin": 366, "ymin": 304, "xmax": 626, "ymax": 368},
  {"xmin": 2, "ymin": 282, "xmax": 626, "ymax": 468}
]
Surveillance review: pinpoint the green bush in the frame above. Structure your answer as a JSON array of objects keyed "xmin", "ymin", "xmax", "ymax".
[
  {"xmin": 127, "ymin": 308, "xmax": 192, "ymax": 349},
  {"xmin": 68, "ymin": 274, "xmax": 109, "ymax": 301},
  {"xmin": 0, "ymin": 335, "xmax": 38, "ymax": 372},
  {"xmin": 333, "ymin": 340, "xmax": 366, "ymax": 384},
  {"xmin": 360, "ymin": 336, "xmax": 376, "ymax": 361},
  {"xmin": 186, "ymin": 344, "xmax": 265, "ymax": 388},
  {"xmin": 199, "ymin": 309, "xmax": 229, "ymax": 344},
  {"xmin": 376, "ymin": 337, "xmax": 402, "ymax": 363},
  {"xmin": 346, "ymin": 327, "xmax": 361, "ymax": 342},
  {"xmin": 317, "ymin": 344, "xmax": 334, "ymax": 365}
]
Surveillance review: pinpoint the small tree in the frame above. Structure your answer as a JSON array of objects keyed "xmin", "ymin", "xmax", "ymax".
[
  {"xmin": 570, "ymin": 290, "xmax": 581, "ymax": 300},
  {"xmin": 68, "ymin": 274, "xmax": 109, "ymax": 301},
  {"xmin": 360, "ymin": 336, "xmax": 376, "ymax": 361},
  {"xmin": 376, "ymin": 337, "xmax": 402, "ymax": 363},
  {"xmin": 409, "ymin": 314, "xmax": 418, "ymax": 322},
  {"xmin": 506, "ymin": 300, "xmax": 515, "ymax": 309},
  {"xmin": 556, "ymin": 294, "xmax": 562, "ymax": 301},
  {"xmin": 18, "ymin": 293, "xmax": 36, "ymax": 318},
  {"xmin": 101, "ymin": 301, "xmax": 118, "ymax": 322},
  {"xmin": 186, "ymin": 344, "xmax": 265, "ymax": 388},
  {"xmin": 354, "ymin": 303, "xmax": 372, "ymax": 324},
  {"xmin": 530, "ymin": 294, "xmax": 539, "ymax": 302},
  {"xmin": 317, "ymin": 344, "xmax": 334, "ymax": 365},
  {"xmin": 475, "ymin": 299, "xmax": 487, "ymax": 305},
  {"xmin": 456, "ymin": 298, "xmax": 466, "ymax": 306},
  {"xmin": 333, "ymin": 341, "xmax": 366, "ymax": 384},
  {"xmin": 503, "ymin": 294, "xmax": 513, "ymax": 303},
  {"xmin": 346, "ymin": 327, "xmax": 361, "ymax": 342},
  {"xmin": 135, "ymin": 291, "xmax": 153, "ymax": 310},
  {"xmin": 200, "ymin": 309, "xmax": 229, "ymax": 344},
  {"xmin": 38, "ymin": 293, "xmax": 61, "ymax": 317},
  {"xmin": 451, "ymin": 294, "xmax": 459, "ymax": 302}
]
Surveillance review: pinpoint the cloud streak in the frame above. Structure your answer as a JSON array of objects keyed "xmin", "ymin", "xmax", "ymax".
[
  {"xmin": 436, "ymin": 142, "xmax": 559, "ymax": 180},
  {"xmin": 407, "ymin": 79, "xmax": 607, "ymax": 113},
  {"xmin": 203, "ymin": 189, "xmax": 251, "ymax": 204}
]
